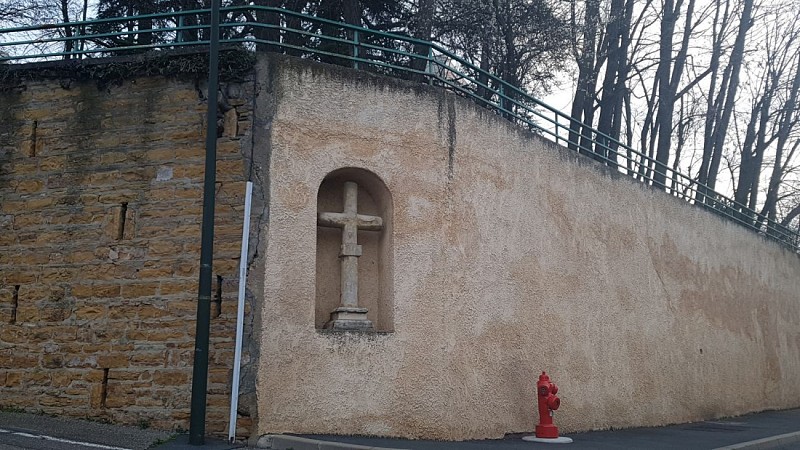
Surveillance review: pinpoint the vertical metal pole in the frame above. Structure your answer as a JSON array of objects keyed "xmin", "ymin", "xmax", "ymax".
[
  {"xmin": 427, "ymin": 47, "xmax": 434, "ymax": 85},
  {"xmin": 353, "ymin": 30, "xmax": 359, "ymax": 70},
  {"xmin": 498, "ymin": 84, "xmax": 504, "ymax": 116},
  {"xmin": 177, "ymin": 15, "xmax": 185, "ymax": 43},
  {"xmin": 189, "ymin": 0, "xmax": 220, "ymax": 445},
  {"xmin": 228, "ymin": 181, "xmax": 253, "ymax": 444}
]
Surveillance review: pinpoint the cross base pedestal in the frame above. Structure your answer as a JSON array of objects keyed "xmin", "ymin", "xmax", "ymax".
[{"xmin": 325, "ymin": 306, "xmax": 374, "ymax": 331}]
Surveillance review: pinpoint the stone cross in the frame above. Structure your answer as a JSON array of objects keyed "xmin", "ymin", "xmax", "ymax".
[{"xmin": 318, "ymin": 181, "xmax": 383, "ymax": 330}]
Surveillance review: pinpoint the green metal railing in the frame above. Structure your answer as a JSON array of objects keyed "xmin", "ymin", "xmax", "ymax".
[{"xmin": 2, "ymin": 6, "xmax": 798, "ymax": 251}]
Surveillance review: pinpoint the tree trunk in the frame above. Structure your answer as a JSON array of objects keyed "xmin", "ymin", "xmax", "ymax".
[
  {"xmin": 284, "ymin": 0, "xmax": 308, "ymax": 57},
  {"xmin": 652, "ymin": 0, "xmax": 695, "ymax": 190},
  {"xmin": 705, "ymin": 0, "xmax": 754, "ymax": 192},
  {"xmin": 696, "ymin": 0, "xmax": 730, "ymax": 204},
  {"xmin": 594, "ymin": 0, "xmax": 625, "ymax": 165},
  {"xmin": 411, "ymin": 0, "xmax": 435, "ymax": 80},
  {"xmin": 60, "ymin": 0, "xmax": 73, "ymax": 59},
  {"xmin": 758, "ymin": 52, "xmax": 800, "ymax": 229},
  {"xmin": 569, "ymin": 0, "xmax": 600, "ymax": 156},
  {"xmin": 254, "ymin": 0, "xmax": 282, "ymax": 52}
]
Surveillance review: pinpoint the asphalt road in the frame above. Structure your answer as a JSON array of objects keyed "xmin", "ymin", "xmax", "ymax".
[
  {"xmin": 2, "ymin": 408, "xmax": 800, "ymax": 450},
  {"xmin": 0, "ymin": 412, "xmax": 170, "ymax": 450},
  {"xmin": 0, "ymin": 427, "xmax": 129, "ymax": 450},
  {"xmin": 0, "ymin": 412, "xmax": 247, "ymax": 450}
]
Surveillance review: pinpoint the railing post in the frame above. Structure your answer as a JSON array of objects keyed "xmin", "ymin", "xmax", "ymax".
[
  {"xmin": 72, "ymin": 26, "xmax": 81, "ymax": 60},
  {"xmin": 177, "ymin": 15, "xmax": 184, "ymax": 43},
  {"xmin": 427, "ymin": 47, "xmax": 434, "ymax": 85},
  {"xmin": 353, "ymin": 29, "xmax": 360, "ymax": 70},
  {"xmin": 498, "ymin": 84, "xmax": 504, "ymax": 115},
  {"xmin": 553, "ymin": 114, "xmax": 559, "ymax": 144}
]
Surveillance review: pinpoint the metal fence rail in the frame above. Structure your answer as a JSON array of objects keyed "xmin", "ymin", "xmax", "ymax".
[{"xmin": 2, "ymin": 6, "xmax": 798, "ymax": 251}]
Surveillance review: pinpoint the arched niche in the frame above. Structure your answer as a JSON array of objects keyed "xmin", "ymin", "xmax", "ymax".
[{"xmin": 315, "ymin": 167, "xmax": 394, "ymax": 332}]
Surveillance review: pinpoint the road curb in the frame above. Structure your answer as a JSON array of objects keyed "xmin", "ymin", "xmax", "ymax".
[
  {"xmin": 255, "ymin": 434, "xmax": 407, "ymax": 450},
  {"xmin": 713, "ymin": 430, "xmax": 800, "ymax": 450}
]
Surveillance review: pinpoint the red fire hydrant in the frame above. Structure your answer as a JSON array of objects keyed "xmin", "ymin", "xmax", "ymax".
[{"xmin": 535, "ymin": 371, "xmax": 562, "ymax": 439}]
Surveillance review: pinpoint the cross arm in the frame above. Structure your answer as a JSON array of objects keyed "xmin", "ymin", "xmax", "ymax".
[
  {"xmin": 355, "ymin": 214, "xmax": 383, "ymax": 231},
  {"xmin": 318, "ymin": 212, "xmax": 383, "ymax": 230}
]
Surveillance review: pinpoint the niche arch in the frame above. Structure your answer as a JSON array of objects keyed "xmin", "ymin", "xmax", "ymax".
[{"xmin": 315, "ymin": 167, "xmax": 394, "ymax": 332}]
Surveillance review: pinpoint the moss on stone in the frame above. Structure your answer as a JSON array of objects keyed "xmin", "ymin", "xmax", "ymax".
[{"xmin": 0, "ymin": 47, "xmax": 255, "ymax": 92}]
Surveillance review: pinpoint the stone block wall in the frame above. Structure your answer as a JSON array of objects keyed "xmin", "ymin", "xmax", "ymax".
[{"xmin": 0, "ymin": 72, "xmax": 257, "ymax": 437}]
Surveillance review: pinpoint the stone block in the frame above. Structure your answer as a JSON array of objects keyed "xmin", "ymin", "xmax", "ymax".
[
  {"xmin": 98, "ymin": 191, "xmax": 139, "ymax": 204},
  {"xmin": 135, "ymin": 395, "xmax": 166, "ymax": 407},
  {"xmin": 108, "ymin": 305, "xmax": 139, "ymax": 320},
  {"xmin": 130, "ymin": 352, "xmax": 166, "ymax": 367},
  {"xmin": 172, "ymin": 164, "xmax": 206, "ymax": 180},
  {"xmin": 41, "ymin": 354, "xmax": 65, "ymax": 369},
  {"xmin": 217, "ymin": 140, "xmax": 242, "ymax": 157},
  {"xmin": 14, "ymin": 179, "xmax": 44, "ymax": 194},
  {"xmin": 14, "ymin": 306, "xmax": 40, "ymax": 323},
  {"xmin": 64, "ymin": 355, "xmax": 98, "ymax": 368},
  {"xmin": 216, "ymin": 159, "xmax": 243, "ymax": 175},
  {"xmin": 99, "ymin": 152, "xmax": 129, "ymax": 165},
  {"xmin": 120, "ymin": 168, "xmax": 155, "ymax": 183},
  {"xmin": 137, "ymin": 305, "xmax": 170, "ymax": 319},
  {"xmin": 84, "ymin": 370, "xmax": 106, "ymax": 383},
  {"xmin": 145, "ymin": 149, "xmax": 176, "ymax": 162},
  {"xmin": 81, "ymin": 264, "xmax": 118, "ymax": 281},
  {"xmin": 152, "ymin": 369, "xmax": 189, "ymax": 386},
  {"xmin": 0, "ymin": 233, "xmax": 19, "ymax": 246},
  {"xmin": 103, "ymin": 391, "xmax": 138, "ymax": 409},
  {"xmin": 174, "ymin": 146, "xmax": 203, "ymax": 159},
  {"xmin": 82, "ymin": 343, "xmax": 113, "ymax": 353},
  {"xmin": 39, "ymin": 394, "xmax": 79, "ymax": 408},
  {"xmin": 5, "ymin": 372, "xmax": 22, "ymax": 387},
  {"xmin": 97, "ymin": 354, "xmax": 130, "ymax": 368},
  {"xmin": 173, "ymin": 263, "xmax": 198, "ymax": 277},
  {"xmin": 89, "ymin": 384, "xmax": 104, "ymax": 409},
  {"xmin": 121, "ymin": 283, "xmax": 159, "ymax": 299},
  {"xmin": 36, "ymin": 305, "xmax": 73, "ymax": 322},
  {"xmin": 137, "ymin": 264, "xmax": 174, "ymax": 279},
  {"xmin": 93, "ymin": 284, "xmax": 121, "ymax": 298},
  {"xmin": 223, "ymin": 108, "xmax": 238, "ymax": 138},
  {"xmin": 173, "ymin": 186, "xmax": 202, "ymax": 199},
  {"xmin": 8, "ymin": 161, "xmax": 36, "ymax": 175},
  {"xmin": 39, "ymin": 156, "xmax": 66, "ymax": 172},
  {"xmin": 25, "ymin": 372, "xmax": 51, "ymax": 385},
  {"xmin": 19, "ymin": 285, "xmax": 65, "ymax": 302},
  {"xmin": 0, "ymin": 327, "xmax": 25, "ymax": 343},
  {"xmin": 131, "ymin": 328, "xmax": 187, "ymax": 342},
  {"xmin": 40, "ymin": 267, "xmax": 77, "ymax": 283},
  {"xmin": 50, "ymin": 371, "xmax": 75, "ymax": 388},
  {"xmin": 48, "ymin": 325, "xmax": 78, "ymax": 341},
  {"xmin": 159, "ymin": 281, "xmax": 195, "ymax": 296},
  {"xmin": 75, "ymin": 305, "xmax": 106, "ymax": 321},
  {"xmin": 147, "ymin": 241, "xmax": 183, "ymax": 257},
  {"xmin": 3, "ymin": 271, "xmax": 37, "ymax": 284},
  {"xmin": 208, "ymin": 368, "xmax": 231, "ymax": 385}
]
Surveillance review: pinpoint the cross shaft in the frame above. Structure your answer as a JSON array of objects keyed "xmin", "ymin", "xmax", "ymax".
[{"xmin": 317, "ymin": 181, "xmax": 383, "ymax": 327}]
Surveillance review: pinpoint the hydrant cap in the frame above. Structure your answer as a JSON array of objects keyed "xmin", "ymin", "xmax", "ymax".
[{"xmin": 539, "ymin": 372, "xmax": 550, "ymax": 382}]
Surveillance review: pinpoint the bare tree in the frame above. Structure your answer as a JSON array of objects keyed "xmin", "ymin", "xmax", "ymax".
[{"xmin": 696, "ymin": 0, "xmax": 754, "ymax": 198}]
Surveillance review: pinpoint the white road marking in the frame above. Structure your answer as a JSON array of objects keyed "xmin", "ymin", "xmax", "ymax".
[{"xmin": 0, "ymin": 428, "xmax": 133, "ymax": 450}]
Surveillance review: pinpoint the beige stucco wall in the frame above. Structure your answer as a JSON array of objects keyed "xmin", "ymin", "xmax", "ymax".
[{"xmin": 253, "ymin": 54, "xmax": 800, "ymax": 440}]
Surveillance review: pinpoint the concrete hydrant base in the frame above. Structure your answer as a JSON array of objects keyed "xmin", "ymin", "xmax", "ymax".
[{"xmin": 522, "ymin": 435, "xmax": 574, "ymax": 444}]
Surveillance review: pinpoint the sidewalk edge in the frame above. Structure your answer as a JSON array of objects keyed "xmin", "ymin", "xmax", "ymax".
[
  {"xmin": 713, "ymin": 430, "xmax": 800, "ymax": 450},
  {"xmin": 255, "ymin": 434, "xmax": 408, "ymax": 450}
]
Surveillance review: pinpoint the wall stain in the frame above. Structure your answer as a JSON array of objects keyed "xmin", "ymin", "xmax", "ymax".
[{"xmin": 447, "ymin": 96, "xmax": 456, "ymax": 180}]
